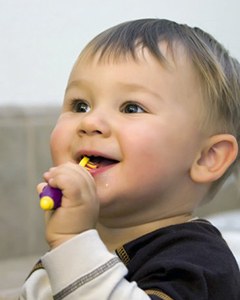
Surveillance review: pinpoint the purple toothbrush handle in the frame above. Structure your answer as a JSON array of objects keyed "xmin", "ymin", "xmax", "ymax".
[{"xmin": 40, "ymin": 185, "xmax": 62, "ymax": 210}]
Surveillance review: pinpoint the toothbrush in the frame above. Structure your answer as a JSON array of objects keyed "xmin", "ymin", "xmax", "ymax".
[{"xmin": 39, "ymin": 156, "xmax": 96, "ymax": 210}]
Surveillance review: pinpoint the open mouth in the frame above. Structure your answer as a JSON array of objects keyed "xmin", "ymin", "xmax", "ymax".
[{"xmin": 80, "ymin": 155, "xmax": 119, "ymax": 169}]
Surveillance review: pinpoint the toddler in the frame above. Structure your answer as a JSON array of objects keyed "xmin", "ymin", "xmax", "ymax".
[{"xmin": 21, "ymin": 19, "xmax": 240, "ymax": 299}]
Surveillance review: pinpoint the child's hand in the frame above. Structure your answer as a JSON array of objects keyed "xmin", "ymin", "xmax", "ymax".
[{"xmin": 38, "ymin": 162, "xmax": 99, "ymax": 249}]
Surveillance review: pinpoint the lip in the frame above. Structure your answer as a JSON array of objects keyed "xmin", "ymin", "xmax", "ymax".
[{"xmin": 87, "ymin": 163, "xmax": 117, "ymax": 176}]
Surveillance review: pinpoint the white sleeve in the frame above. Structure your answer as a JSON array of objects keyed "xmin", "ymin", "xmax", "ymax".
[
  {"xmin": 28, "ymin": 229, "xmax": 151, "ymax": 300},
  {"xmin": 19, "ymin": 268, "xmax": 53, "ymax": 300}
]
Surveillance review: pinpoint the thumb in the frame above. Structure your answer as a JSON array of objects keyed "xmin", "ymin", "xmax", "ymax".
[{"xmin": 37, "ymin": 182, "xmax": 47, "ymax": 195}]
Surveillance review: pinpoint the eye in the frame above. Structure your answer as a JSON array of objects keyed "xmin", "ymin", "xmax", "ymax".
[
  {"xmin": 121, "ymin": 102, "xmax": 145, "ymax": 114},
  {"xmin": 71, "ymin": 99, "xmax": 90, "ymax": 113}
]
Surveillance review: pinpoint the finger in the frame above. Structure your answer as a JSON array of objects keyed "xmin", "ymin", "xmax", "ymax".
[{"xmin": 37, "ymin": 182, "xmax": 47, "ymax": 195}]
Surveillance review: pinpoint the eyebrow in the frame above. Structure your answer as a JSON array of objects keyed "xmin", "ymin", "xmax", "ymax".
[
  {"xmin": 65, "ymin": 79, "xmax": 162, "ymax": 99},
  {"xmin": 65, "ymin": 80, "xmax": 88, "ymax": 93}
]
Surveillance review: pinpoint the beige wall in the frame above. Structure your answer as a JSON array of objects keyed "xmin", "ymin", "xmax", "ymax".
[
  {"xmin": 0, "ymin": 107, "xmax": 59, "ymax": 259},
  {"xmin": 0, "ymin": 106, "xmax": 239, "ymax": 260}
]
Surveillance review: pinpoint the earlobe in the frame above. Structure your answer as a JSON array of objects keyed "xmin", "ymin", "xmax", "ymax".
[{"xmin": 190, "ymin": 134, "xmax": 238, "ymax": 183}]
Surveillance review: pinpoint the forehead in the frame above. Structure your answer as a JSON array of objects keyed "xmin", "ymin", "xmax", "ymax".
[
  {"xmin": 66, "ymin": 44, "xmax": 202, "ymax": 101},
  {"xmin": 65, "ymin": 42, "xmax": 205, "ymax": 131},
  {"xmin": 67, "ymin": 44, "xmax": 202, "ymax": 110},
  {"xmin": 71, "ymin": 41, "xmax": 193, "ymax": 77}
]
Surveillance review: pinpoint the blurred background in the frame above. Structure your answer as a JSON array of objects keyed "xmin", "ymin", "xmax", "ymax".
[{"xmin": 0, "ymin": 0, "xmax": 239, "ymax": 298}]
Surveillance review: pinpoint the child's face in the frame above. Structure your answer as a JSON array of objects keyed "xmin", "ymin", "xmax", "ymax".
[{"xmin": 50, "ymin": 47, "xmax": 206, "ymax": 225}]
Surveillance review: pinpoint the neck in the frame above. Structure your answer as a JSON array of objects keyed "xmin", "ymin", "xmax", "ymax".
[{"xmin": 97, "ymin": 213, "xmax": 193, "ymax": 252}]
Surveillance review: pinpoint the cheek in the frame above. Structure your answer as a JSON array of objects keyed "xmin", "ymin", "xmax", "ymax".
[
  {"xmin": 121, "ymin": 124, "xmax": 163, "ymax": 164},
  {"xmin": 50, "ymin": 124, "xmax": 71, "ymax": 165},
  {"xmin": 121, "ymin": 121, "xmax": 197, "ymax": 182},
  {"xmin": 118, "ymin": 129, "xmax": 164, "ymax": 187}
]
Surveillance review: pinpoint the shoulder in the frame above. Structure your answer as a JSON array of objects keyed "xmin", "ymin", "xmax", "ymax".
[
  {"xmin": 116, "ymin": 219, "xmax": 240, "ymax": 299},
  {"xmin": 117, "ymin": 219, "xmax": 230, "ymax": 263}
]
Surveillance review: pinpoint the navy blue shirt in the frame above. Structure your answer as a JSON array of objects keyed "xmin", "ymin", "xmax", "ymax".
[{"xmin": 116, "ymin": 219, "xmax": 240, "ymax": 299}]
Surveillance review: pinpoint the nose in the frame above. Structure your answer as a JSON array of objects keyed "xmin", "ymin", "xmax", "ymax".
[{"xmin": 77, "ymin": 110, "xmax": 111, "ymax": 137}]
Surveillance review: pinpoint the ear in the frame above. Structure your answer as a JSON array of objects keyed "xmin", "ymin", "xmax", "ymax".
[{"xmin": 190, "ymin": 134, "xmax": 238, "ymax": 183}]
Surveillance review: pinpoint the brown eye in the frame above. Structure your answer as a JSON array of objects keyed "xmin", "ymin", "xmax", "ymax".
[
  {"xmin": 72, "ymin": 100, "xmax": 90, "ymax": 113},
  {"xmin": 122, "ymin": 103, "xmax": 145, "ymax": 114}
]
